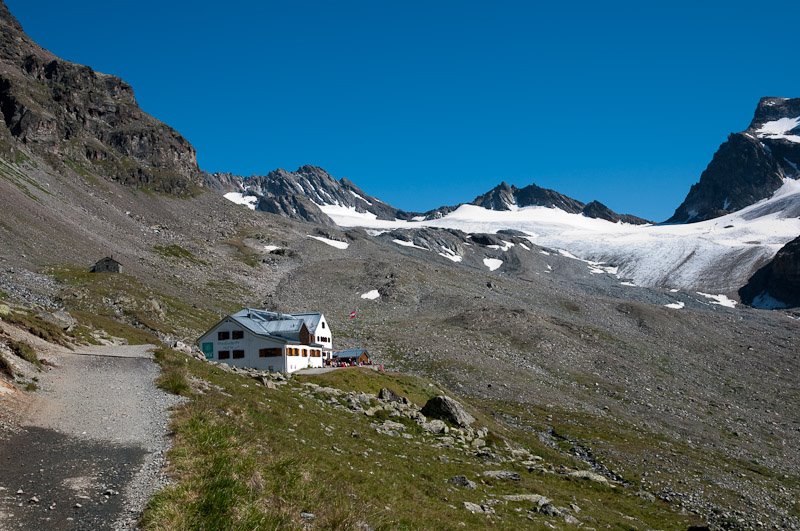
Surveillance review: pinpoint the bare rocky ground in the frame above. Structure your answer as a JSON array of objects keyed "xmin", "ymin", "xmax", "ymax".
[{"xmin": 0, "ymin": 324, "xmax": 181, "ymax": 530}]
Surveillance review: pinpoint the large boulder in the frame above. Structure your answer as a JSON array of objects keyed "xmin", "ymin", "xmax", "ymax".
[
  {"xmin": 421, "ymin": 395, "xmax": 475, "ymax": 428},
  {"xmin": 38, "ymin": 309, "xmax": 76, "ymax": 331},
  {"xmin": 378, "ymin": 387, "xmax": 405, "ymax": 404},
  {"xmin": 449, "ymin": 475, "xmax": 477, "ymax": 489},
  {"xmin": 482, "ymin": 470, "xmax": 521, "ymax": 481}
]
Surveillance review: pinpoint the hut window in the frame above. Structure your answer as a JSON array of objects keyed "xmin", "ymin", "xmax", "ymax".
[
  {"xmin": 218, "ymin": 331, "xmax": 230, "ymax": 340},
  {"xmin": 259, "ymin": 348, "xmax": 281, "ymax": 357},
  {"xmin": 232, "ymin": 330, "xmax": 244, "ymax": 340},
  {"xmin": 218, "ymin": 350, "xmax": 230, "ymax": 360},
  {"xmin": 232, "ymin": 350, "xmax": 245, "ymax": 359}
]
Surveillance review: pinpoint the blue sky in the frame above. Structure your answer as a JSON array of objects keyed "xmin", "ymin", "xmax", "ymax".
[{"xmin": 7, "ymin": 1, "xmax": 799, "ymax": 220}]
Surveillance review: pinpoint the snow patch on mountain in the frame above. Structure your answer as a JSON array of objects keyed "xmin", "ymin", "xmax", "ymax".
[
  {"xmin": 224, "ymin": 192, "xmax": 258, "ymax": 210},
  {"xmin": 488, "ymin": 241, "xmax": 515, "ymax": 251},
  {"xmin": 696, "ymin": 292, "xmax": 737, "ymax": 308},
  {"xmin": 317, "ymin": 203, "xmax": 378, "ymax": 221},
  {"xmin": 307, "ymin": 235, "xmax": 349, "ymax": 249},
  {"xmin": 483, "ymin": 258, "xmax": 503, "ymax": 271},
  {"xmin": 393, "ymin": 239, "xmax": 426, "ymax": 250},
  {"xmin": 558, "ymin": 249, "xmax": 581, "ymax": 260},
  {"xmin": 360, "ymin": 289, "xmax": 380, "ymax": 300},
  {"xmin": 349, "ymin": 190, "xmax": 373, "ymax": 205},
  {"xmin": 438, "ymin": 247, "xmax": 462, "ymax": 262},
  {"xmin": 755, "ymin": 116, "xmax": 800, "ymax": 143}
]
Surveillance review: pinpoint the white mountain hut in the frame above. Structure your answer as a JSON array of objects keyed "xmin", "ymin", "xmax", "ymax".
[{"xmin": 197, "ymin": 308, "xmax": 333, "ymax": 373}]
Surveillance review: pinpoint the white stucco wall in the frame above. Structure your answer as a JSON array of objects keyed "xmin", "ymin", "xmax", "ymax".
[
  {"xmin": 310, "ymin": 314, "xmax": 333, "ymax": 351},
  {"xmin": 198, "ymin": 318, "xmax": 287, "ymax": 372},
  {"xmin": 284, "ymin": 346, "xmax": 324, "ymax": 372}
]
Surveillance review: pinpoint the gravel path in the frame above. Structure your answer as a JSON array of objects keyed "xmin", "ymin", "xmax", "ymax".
[{"xmin": 0, "ymin": 344, "xmax": 183, "ymax": 530}]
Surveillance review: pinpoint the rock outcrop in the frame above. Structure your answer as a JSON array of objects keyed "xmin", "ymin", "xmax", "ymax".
[
  {"xmin": 739, "ymin": 235, "xmax": 800, "ymax": 308},
  {"xmin": 668, "ymin": 97, "xmax": 800, "ymax": 223},
  {"xmin": 0, "ymin": 0, "xmax": 203, "ymax": 194},
  {"xmin": 581, "ymin": 200, "xmax": 650, "ymax": 225}
]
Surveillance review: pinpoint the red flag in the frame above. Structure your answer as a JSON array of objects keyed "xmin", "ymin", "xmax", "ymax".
[{"xmin": 349, "ymin": 310, "xmax": 357, "ymax": 319}]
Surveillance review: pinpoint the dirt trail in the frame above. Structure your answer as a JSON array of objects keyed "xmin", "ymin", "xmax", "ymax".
[{"xmin": 0, "ymin": 343, "xmax": 182, "ymax": 530}]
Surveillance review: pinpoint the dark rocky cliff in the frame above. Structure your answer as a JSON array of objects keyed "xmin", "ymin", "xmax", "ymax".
[
  {"xmin": 0, "ymin": 0, "xmax": 203, "ymax": 194},
  {"xmin": 739, "ymin": 235, "xmax": 800, "ymax": 308}
]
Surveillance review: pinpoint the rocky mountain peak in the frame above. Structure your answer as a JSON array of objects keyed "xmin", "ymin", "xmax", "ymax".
[
  {"xmin": 473, "ymin": 181, "xmax": 518, "ymax": 210},
  {"xmin": 748, "ymin": 97, "xmax": 800, "ymax": 131},
  {"xmin": 667, "ymin": 97, "xmax": 800, "ymax": 224},
  {"xmin": 210, "ymin": 165, "xmax": 414, "ymax": 225},
  {"xmin": 581, "ymin": 200, "xmax": 650, "ymax": 225},
  {"xmin": 466, "ymin": 180, "xmax": 648, "ymax": 224},
  {"xmin": 514, "ymin": 182, "xmax": 585, "ymax": 212},
  {"xmin": 296, "ymin": 164, "xmax": 330, "ymax": 176}
]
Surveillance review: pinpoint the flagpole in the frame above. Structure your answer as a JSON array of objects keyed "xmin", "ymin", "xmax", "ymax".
[{"xmin": 348, "ymin": 307, "xmax": 360, "ymax": 362}]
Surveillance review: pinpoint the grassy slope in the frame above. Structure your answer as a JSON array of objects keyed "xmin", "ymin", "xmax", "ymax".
[
  {"xmin": 144, "ymin": 350, "xmax": 697, "ymax": 530},
  {"xmin": 49, "ymin": 266, "xmax": 223, "ymax": 344}
]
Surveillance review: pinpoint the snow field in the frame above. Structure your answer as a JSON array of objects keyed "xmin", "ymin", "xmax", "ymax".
[{"xmin": 307, "ymin": 235, "xmax": 350, "ymax": 249}]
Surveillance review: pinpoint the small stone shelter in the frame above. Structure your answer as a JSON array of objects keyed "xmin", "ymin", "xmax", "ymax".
[
  {"xmin": 90, "ymin": 256, "xmax": 122, "ymax": 273},
  {"xmin": 197, "ymin": 308, "xmax": 332, "ymax": 373}
]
